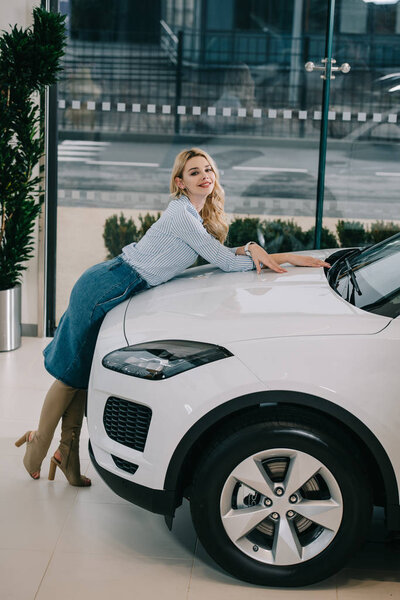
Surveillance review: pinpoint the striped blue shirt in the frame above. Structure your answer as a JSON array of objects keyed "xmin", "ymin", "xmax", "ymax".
[{"xmin": 122, "ymin": 195, "xmax": 254, "ymax": 286}]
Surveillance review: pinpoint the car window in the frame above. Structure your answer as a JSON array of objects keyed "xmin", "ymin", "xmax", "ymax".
[{"xmin": 332, "ymin": 233, "xmax": 400, "ymax": 318}]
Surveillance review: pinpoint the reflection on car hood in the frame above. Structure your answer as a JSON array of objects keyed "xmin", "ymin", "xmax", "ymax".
[{"xmin": 123, "ymin": 262, "xmax": 390, "ymax": 345}]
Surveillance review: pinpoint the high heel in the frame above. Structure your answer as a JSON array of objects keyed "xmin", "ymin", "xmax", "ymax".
[
  {"xmin": 48, "ymin": 432, "xmax": 91, "ymax": 487},
  {"xmin": 15, "ymin": 430, "xmax": 44, "ymax": 479},
  {"xmin": 48, "ymin": 452, "xmax": 90, "ymax": 486},
  {"xmin": 48, "ymin": 457, "xmax": 57, "ymax": 481},
  {"xmin": 15, "ymin": 432, "xmax": 30, "ymax": 448}
]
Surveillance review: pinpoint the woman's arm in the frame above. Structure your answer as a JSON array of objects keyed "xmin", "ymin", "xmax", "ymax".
[
  {"xmin": 274, "ymin": 253, "xmax": 331, "ymax": 268},
  {"xmin": 171, "ymin": 206, "xmax": 286, "ymax": 273},
  {"xmin": 171, "ymin": 206, "xmax": 329, "ymax": 275},
  {"xmin": 238, "ymin": 245, "xmax": 330, "ymax": 274}
]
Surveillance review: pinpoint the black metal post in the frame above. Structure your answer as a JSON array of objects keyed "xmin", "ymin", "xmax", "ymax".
[
  {"xmin": 174, "ymin": 30, "xmax": 183, "ymax": 135},
  {"xmin": 314, "ymin": 0, "xmax": 336, "ymax": 249},
  {"xmin": 45, "ymin": 81, "xmax": 58, "ymax": 336},
  {"xmin": 44, "ymin": 0, "xmax": 59, "ymax": 335}
]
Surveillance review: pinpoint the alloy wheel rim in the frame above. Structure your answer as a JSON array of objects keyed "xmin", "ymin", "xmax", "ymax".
[{"xmin": 219, "ymin": 448, "xmax": 343, "ymax": 566}]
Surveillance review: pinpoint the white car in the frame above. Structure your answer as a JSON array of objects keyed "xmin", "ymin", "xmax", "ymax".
[{"xmin": 87, "ymin": 234, "xmax": 400, "ymax": 587}]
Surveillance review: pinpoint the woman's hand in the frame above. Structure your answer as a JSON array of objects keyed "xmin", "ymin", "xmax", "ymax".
[
  {"xmin": 284, "ymin": 254, "xmax": 331, "ymax": 268},
  {"xmin": 249, "ymin": 245, "xmax": 288, "ymax": 274}
]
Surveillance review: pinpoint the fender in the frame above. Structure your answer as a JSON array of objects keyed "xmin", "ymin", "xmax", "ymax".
[{"xmin": 164, "ymin": 390, "xmax": 400, "ymax": 530}]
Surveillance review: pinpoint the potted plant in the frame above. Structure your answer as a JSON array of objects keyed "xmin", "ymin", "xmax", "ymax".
[{"xmin": 0, "ymin": 7, "xmax": 66, "ymax": 351}]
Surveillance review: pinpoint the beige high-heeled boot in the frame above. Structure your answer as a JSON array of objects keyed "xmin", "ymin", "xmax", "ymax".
[
  {"xmin": 48, "ymin": 388, "xmax": 91, "ymax": 487},
  {"xmin": 15, "ymin": 380, "xmax": 85, "ymax": 479}
]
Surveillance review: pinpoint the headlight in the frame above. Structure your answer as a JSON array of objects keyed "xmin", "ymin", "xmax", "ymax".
[{"xmin": 102, "ymin": 339, "xmax": 233, "ymax": 380}]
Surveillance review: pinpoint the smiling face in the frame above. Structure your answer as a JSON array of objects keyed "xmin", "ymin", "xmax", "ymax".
[{"xmin": 175, "ymin": 155, "xmax": 216, "ymax": 201}]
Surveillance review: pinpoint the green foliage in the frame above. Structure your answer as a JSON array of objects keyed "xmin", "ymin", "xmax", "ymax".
[
  {"xmin": 368, "ymin": 220, "xmax": 400, "ymax": 245},
  {"xmin": 302, "ymin": 226, "xmax": 338, "ymax": 249},
  {"xmin": 262, "ymin": 219, "xmax": 306, "ymax": 253},
  {"xmin": 103, "ymin": 212, "xmax": 161, "ymax": 259},
  {"xmin": 336, "ymin": 220, "xmax": 367, "ymax": 247},
  {"xmin": 226, "ymin": 217, "xmax": 263, "ymax": 247},
  {"xmin": 138, "ymin": 212, "xmax": 161, "ymax": 237},
  {"xmin": 103, "ymin": 213, "xmax": 139, "ymax": 260},
  {"xmin": 0, "ymin": 8, "xmax": 66, "ymax": 290},
  {"xmin": 227, "ymin": 217, "xmax": 337, "ymax": 252},
  {"xmin": 104, "ymin": 211, "xmax": 400, "ymax": 264}
]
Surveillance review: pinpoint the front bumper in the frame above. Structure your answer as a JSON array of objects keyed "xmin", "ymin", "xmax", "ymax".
[{"xmin": 88, "ymin": 441, "xmax": 179, "ymax": 516}]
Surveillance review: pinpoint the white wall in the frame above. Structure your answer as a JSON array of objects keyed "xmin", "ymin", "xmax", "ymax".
[
  {"xmin": 0, "ymin": 2, "xmax": 35, "ymax": 29},
  {"xmin": 0, "ymin": 1, "xmax": 42, "ymax": 334}
]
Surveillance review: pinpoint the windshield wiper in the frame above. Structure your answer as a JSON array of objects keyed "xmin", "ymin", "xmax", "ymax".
[
  {"xmin": 327, "ymin": 248, "xmax": 362, "ymax": 286},
  {"xmin": 344, "ymin": 258, "xmax": 362, "ymax": 302}
]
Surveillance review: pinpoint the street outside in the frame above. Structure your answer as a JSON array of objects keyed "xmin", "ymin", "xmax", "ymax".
[
  {"xmin": 55, "ymin": 136, "xmax": 400, "ymax": 320},
  {"xmin": 58, "ymin": 137, "xmax": 400, "ymax": 219}
]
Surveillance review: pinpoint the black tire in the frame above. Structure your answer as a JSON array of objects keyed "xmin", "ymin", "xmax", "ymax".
[{"xmin": 190, "ymin": 411, "xmax": 373, "ymax": 587}]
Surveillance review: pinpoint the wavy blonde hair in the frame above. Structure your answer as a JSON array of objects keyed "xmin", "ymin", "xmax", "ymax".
[{"xmin": 170, "ymin": 148, "xmax": 229, "ymax": 244}]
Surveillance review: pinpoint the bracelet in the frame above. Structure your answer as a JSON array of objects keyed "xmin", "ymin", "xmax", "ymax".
[{"xmin": 244, "ymin": 241, "xmax": 256, "ymax": 257}]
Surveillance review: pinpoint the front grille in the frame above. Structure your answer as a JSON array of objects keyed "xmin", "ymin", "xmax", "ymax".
[
  {"xmin": 111, "ymin": 455, "xmax": 139, "ymax": 475},
  {"xmin": 103, "ymin": 396, "xmax": 152, "ymax": 452}
]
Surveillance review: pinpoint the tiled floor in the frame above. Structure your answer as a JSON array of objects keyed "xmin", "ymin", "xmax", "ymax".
[{"xmin": 1, "ymin": 337, "xmax": 399, "ymax": 600}]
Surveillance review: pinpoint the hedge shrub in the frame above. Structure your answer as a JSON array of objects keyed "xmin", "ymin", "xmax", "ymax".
[
  {"xmin": 103, "ymin": 212, "xmax": 161, "ymax": 259},
  {"xmin": 104, "ymin": 212, "xmax": 400, "ymax": 261},
  {"xmin": 336, "ymin": 220, "xmax": 367, "ymax": 248},
  {"xmin": 227, "ymin": 217, "xmax": 264, "ymax": 248},
  {"xmin": 103, "ymin": 213, "xmax": 139, "ymax": 260},
  {"xmin": 138, "ymin": 212, "xmax": 161, "ymax": 237},
  {"xmin": 368, "ymin": 220, "xmax": 400, "ymax": 245},
  {"xmin": 262, "ymin": 219, "xmax": 307, "ymax": 252},
  {"xmin": 302, "ymin": 226, "xmax": 338, "ymax": 249}
]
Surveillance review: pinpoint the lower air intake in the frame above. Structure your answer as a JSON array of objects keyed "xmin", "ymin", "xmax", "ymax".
[
  {"xmin": 103, "ymin": 396, "xmax": 152, "ymax": 452},
  {"xmin": 111, "ymin": 455, "xmax": 139, "ymax": 475}
]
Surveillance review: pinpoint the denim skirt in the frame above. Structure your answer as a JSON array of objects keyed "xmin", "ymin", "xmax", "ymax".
[{"xmin": 43, "ymin": 256, "xmax": 149, "ymax": 389}]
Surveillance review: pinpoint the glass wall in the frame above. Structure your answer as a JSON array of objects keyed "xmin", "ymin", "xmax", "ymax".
[
  {"xmin": 322, "ymin": 0, "xmax": 400, "ymax": 247},
  {"xmin": 55, "ymin": 0, "xmax": 400, "ymax": 323}
]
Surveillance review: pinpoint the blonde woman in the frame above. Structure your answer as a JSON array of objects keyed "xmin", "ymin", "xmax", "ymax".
[{"xmin": 16, "ymin": 148, "xmax": 329, "ymax": 486}]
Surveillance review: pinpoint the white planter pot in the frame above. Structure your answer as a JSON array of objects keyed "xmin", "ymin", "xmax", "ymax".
[{"xmin": 0, "ymin": 284, "xmax": 21, "ymax": 351}]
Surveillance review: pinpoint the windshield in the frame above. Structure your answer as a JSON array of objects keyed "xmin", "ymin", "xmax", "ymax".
[{"xmin": 330, "ymin": 233, "xmax": 400, "ymax": 318}]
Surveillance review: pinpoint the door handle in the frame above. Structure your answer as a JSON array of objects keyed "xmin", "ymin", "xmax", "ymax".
[{"xmin": 305, "ymin": 58, "xmax": 351, "ymax": 80}]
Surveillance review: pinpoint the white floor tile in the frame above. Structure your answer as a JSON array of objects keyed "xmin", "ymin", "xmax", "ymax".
[
  {"xmin": 0, "ymin": 548, "xmax": 52, "ymax": 600},
  {"xmin": 0, "ymin": 496, "xmax": 75, "ymax": 552},
  {"xmin": 0, "ymin": 387, "xmax": 51, "ymax": 421},
  {"xmin": 0, "ymin": 339, "xmax": 53, "ymax": 392},
  {"xmin": 336, "ymin": 572, "xmax": 400, "ymax": 599},
  {"xmin": 55, "ymin": 497, "xmax": 196, "ymax": 560},
  {"xmin": 0, "ymin": 452, "xmax": 78, "ymax": 504},
  {"xmin": 36, "ymin": 552, "xmax": 193, "ymax": 600}
]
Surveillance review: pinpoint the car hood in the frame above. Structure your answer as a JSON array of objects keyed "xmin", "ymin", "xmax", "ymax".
[{"xmin": 123, "ymin": 261, "xmax": 391, "ymax": 346}]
